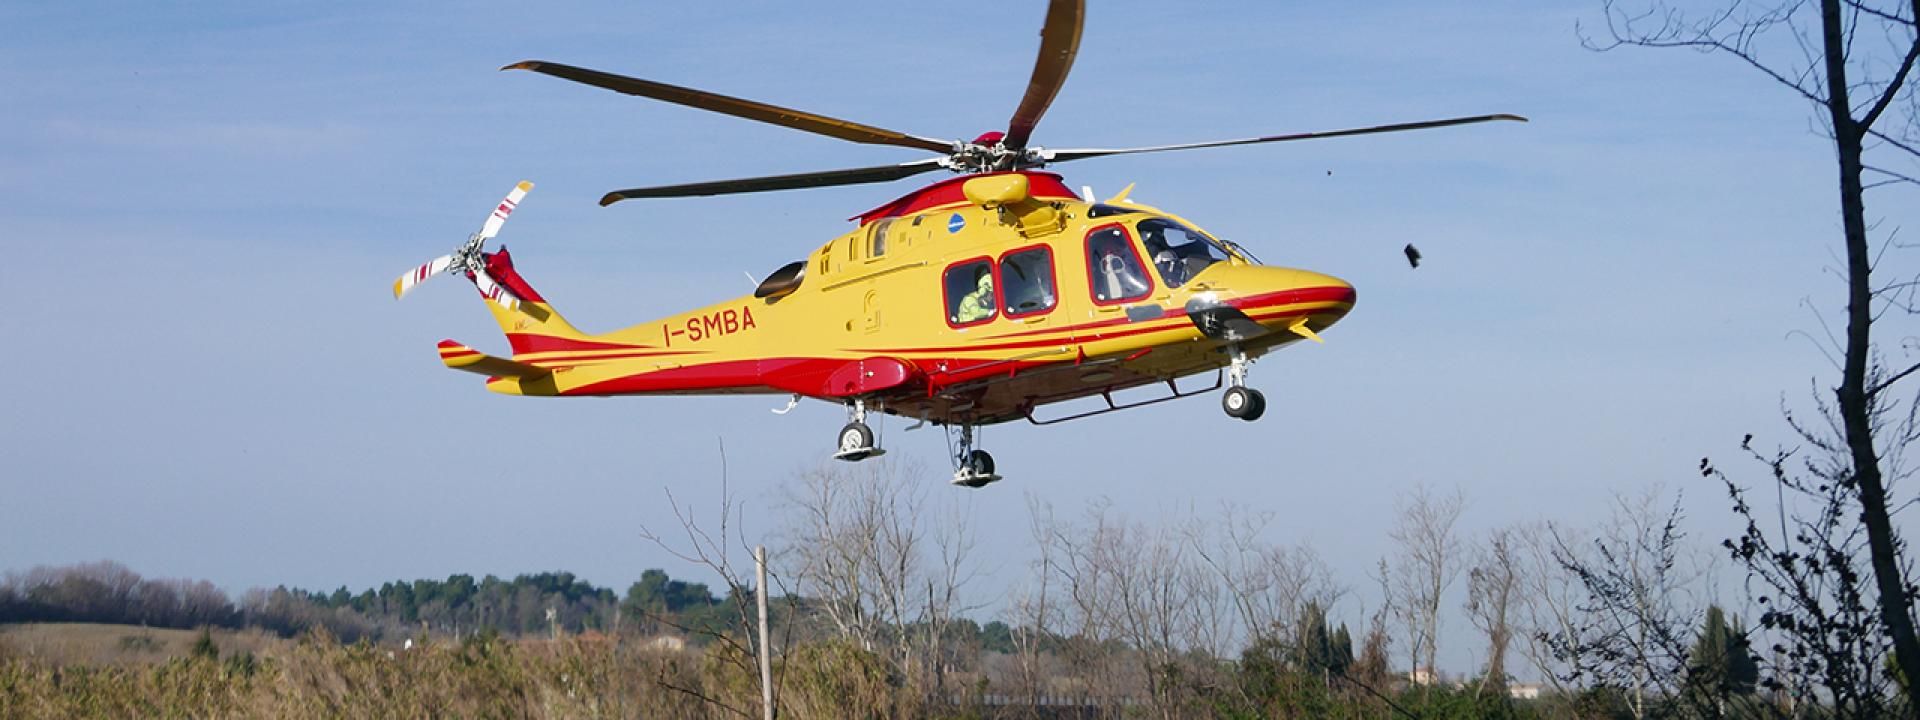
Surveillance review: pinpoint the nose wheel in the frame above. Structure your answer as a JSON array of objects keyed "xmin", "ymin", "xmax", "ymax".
[
  {"xmin": 1222, "ymin": 345, "xmax": 1267, "ymax": 422},
  {"xmin": 1222, "ymin": 386, "xmax": 1266, "ymax": 421},
  {"xmin": 832, "ymin": 398, "xmax": 885, "ymax": 461}
]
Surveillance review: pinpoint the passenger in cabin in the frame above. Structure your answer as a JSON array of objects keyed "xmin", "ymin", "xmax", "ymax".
[
  {"xmin": 1089, "ymin": 228, "xmax": 1150, "ymax": 301},
  {"xmin": 956, "ymin": 267, "xmax": 996, "ymax": 323}
]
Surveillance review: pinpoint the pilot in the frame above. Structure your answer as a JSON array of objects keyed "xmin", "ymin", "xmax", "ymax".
[
  {"xmin": 1140, "ymin": 225, "xmax": 1184, "ymax": 286},
  {"xmin": 956, "ymin": 268, "xmax": 995, "ymax": 322}
]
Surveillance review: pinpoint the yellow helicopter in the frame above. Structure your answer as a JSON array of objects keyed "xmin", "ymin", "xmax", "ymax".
[{"xmin": 394, "ymin": 0, "xmax": 1523, "ymax": 487}]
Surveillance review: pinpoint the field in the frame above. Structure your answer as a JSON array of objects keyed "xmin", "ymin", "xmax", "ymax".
[
  {"xmin": 0, "ymin": 622, "xmax": 962, "ymax": 719},
  {"xmin": 0, "ymin": 623, "xmax": 283, "ymax": 668}
]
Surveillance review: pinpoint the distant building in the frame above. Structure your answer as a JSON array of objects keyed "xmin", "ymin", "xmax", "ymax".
[
  {"xmin": 1508, "ymin": 683, "xmax": 1544, "ymax": 700},
  {"xmin": 644, "ymin": 635, "xmax": 688, "ymax": 652},
  {"xmin": 1409, "ymin": 666, "xmax": 1439, "ymax": 686}
]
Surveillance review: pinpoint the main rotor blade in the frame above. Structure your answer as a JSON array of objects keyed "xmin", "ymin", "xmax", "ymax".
[
  {"xmin": 504, "ymin": 61, "xmax": 954, "ymax": 153},
  {"xmin": 1043, "ymin": 114, "xmax": 1530, "ymax": 163},
  {"xmin": 1003, "ymin": 0, "xmax": 1086, "ymax": 151},
  {"xmin": 600, "ymin": 159, "xmax": 949, "ymax": 205}
]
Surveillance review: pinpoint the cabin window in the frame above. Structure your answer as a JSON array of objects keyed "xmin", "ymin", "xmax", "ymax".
[
  {"xmin": 999, "ymin": 246, "xmax": 1056, "ymax": 317},
  {"xmin": 1137, "ymin": 218, "xmax": 1229, "ymax": 288},
  {"xmin": 1085, "ymin": 225, "xmax": 1152, "ymax": 304},
  {"xmin": 943, "ymin": 258, "xmax": 997, "ymax": 327},
  {"xmin": 869, "ymin": 219, "xmax": 895, "ymax": 258}
]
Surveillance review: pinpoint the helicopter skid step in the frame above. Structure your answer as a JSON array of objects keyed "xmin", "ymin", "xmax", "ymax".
[
  {"xmin": 832, "ymin": 447, "xmax": 887, "ymax": 462},
  {"xmin": 951, "ymin": 470, "xmax": 1002, "ymax": 489}
]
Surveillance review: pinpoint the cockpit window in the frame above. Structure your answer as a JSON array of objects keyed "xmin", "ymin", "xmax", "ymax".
[
  {"xmin": 1137, "ymin": 218, "xmax": 1230, "ymax": 288},
  {"xmin": 1086, "ymin": 226, "xmax": 1152, "ymax": 304},
  {"xmin": 1087, "ymin": 204, "xmax": 1144, "ymax": 218}
]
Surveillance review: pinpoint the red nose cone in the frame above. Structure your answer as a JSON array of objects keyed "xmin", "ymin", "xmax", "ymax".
[{"xmin": 972, "ymin": 131, "xmax": 1006, "ymax": 146}]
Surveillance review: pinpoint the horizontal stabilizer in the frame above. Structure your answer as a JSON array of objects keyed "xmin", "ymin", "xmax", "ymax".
[{"xmin": 436, "ymin": 340, "xmax": 551, "ymax": 379}]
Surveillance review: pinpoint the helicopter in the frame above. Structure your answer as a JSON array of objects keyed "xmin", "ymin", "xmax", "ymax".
[{"xmin": 393, "ymin": 0, "xmax": 1523, "ymax": 488}]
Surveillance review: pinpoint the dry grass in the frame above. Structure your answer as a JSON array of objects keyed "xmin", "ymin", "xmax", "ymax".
[
  {"xmin": 0, "ymin": 623, "xmax": 283, "ymax": 668},
  {"xmin": 0, "ymin": 624, "xmax": 963, "ymax": 720}
]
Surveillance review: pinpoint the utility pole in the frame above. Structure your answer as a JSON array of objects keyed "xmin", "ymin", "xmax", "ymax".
[{"xmin": 756, "ymin": 545, "xmax": 774, "ymax": 720}]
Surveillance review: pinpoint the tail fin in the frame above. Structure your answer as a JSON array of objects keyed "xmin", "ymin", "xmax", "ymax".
[{"xmin": 476, "ymin": 246, "xmax": 589, "ymax": 356}]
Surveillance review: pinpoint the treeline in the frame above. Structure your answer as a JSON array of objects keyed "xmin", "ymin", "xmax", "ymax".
[
  {"xmin": 0, "ymin": 561, "xmax": 763, "ymax": 644},
  {"xmin": 0, "ymin": 562, "xmax": 238, "ymax": 630}
]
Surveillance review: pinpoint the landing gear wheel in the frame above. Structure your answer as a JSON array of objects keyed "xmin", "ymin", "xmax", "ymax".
[
  {"xmin": 1223, "ymin": 387, "xmax": 1266, "ymax": 421},
  {"xmin": 834, "ymin": 422, "xmax": 877, "ymax": 461},
  {"xmin": 966, "ymin": 450, "xmax": 995, "ymax": 476},
  {"xmin": 950, "ymin": 430, "xmax": 1002, "ymax": 489}
]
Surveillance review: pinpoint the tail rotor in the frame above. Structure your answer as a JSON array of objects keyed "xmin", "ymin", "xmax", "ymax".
[{"xmin": 392, "ymin": 180, "xmax": 534, "ymax": 310}]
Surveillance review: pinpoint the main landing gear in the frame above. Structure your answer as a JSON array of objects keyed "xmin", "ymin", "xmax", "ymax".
[
  {"xmin": 833, "ymin": 398, "xmax": 886, "ymax": 462},
  {"xmin": 828, "ymin": 397, "xmax": 1000, "ymax": 489},
  {"xmin": 1222, "ymin": 345, "xmax": 1266, "ymax": 422},
  {"xmin": 948, "ymin": 424, "xmax": 1000, "ymax": 489}
]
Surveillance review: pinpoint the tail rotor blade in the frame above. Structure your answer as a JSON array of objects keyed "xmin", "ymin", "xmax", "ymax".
[
  {"xmin": 479, "ymin": 181, "xmax": 534, "ymax": 240},
  {"xmin": 393, "ymin": 254, "xmax": 455, "ymax": 300},
  {"xmin": 472, "ymin": 270, "xmax": 523, "ymax": 310}
]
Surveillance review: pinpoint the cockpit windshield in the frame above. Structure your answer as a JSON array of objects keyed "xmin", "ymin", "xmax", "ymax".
[{"xmin": 1136, "ymin": 218, "xmax": 1232, "ymax": 288}]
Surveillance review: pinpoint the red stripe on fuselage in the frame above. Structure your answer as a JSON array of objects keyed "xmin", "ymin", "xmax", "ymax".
[
  {"xmin": 506, "ymin": 333, "xmax": 655, "ymax": 355},
  {"xmin": 1223, "ymin": 285, "xmax": 1356, "ymax": 310},
  {"xmin": 522, "ymin": 349, "xmax": 709, "ymax": 367}
]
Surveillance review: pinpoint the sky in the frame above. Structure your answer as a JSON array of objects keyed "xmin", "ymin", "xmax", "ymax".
[{"xmin": 3, "ymin": 0, "xmax": 1917, "ymax": 676}]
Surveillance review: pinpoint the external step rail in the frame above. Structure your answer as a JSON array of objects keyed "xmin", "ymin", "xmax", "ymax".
[{"xmin": 1024, "ymin": 370, "xmax": 1223, "ymax": 426}]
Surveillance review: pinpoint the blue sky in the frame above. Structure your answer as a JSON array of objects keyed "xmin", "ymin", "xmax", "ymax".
[{"xmin": 3, "ymin": 0, "xmax": 1914, "ymax": 675}]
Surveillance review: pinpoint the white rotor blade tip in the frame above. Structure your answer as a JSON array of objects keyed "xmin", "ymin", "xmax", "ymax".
[
  {"xmin": 479, "ymin": 180, "xmax": 535, "ymax": 240},
  {"xmin": 393, "ymin": 255, "xmax": 453, "ymax": 299}
]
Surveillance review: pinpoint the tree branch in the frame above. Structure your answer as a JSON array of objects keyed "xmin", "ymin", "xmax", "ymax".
[
  {"xmin": 1867, "ymin": 359, "xmax": 1920, "ymax": 397},
  {"xmin": 1857, "ymin": 38, "xmax": 1920, "ymax": 131}
]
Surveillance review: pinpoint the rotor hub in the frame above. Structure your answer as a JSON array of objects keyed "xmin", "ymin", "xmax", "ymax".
[{"xmin": 944, "ymin": 139, "xmax": 1048, "ymax": 175}]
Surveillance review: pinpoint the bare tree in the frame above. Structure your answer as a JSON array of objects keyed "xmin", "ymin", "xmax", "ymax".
[
  {"xmin": 1547, "ymin": 487, "xmax": 1716, "ymax": 719},
  {"xmin": 1703, "ymin": 394, "xmax": 1913, "ymax": 717},
  {"xmin": 1031, "ymin": 499, "xmax": 1237, "ymax": 717},
  {"xmin": 1514, "ymin": 520, "xmax": 1594, "ymax": 698},
  {"xmin": 1186, "ymin": 505, "xmax": 1341, "ymax": 654},
  {"xmin": 1004, "ymin": 493, "xmax": 1063, "ymax": 707},
  {"xmin": 1585, "ymin": 0, "xmax": 1920, "ymax": 703},
  {"xmin": 1385, "ymin": 484, "xmax": 1467, "ymax": 686},
  {"xmin": 778, "ymin": 458, "xmax": 979, "ymax": 699},
  {"xmin": 1069, "ymin": 506, "xmax": 1193, "ymax": 712},
  {"xmin": 1466, "ymin": 526, "xmax": 1523, "ymax": 696},
  {"xmin": 634, "ymin": 444, "xmax": 774, "ymax": 719}
]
